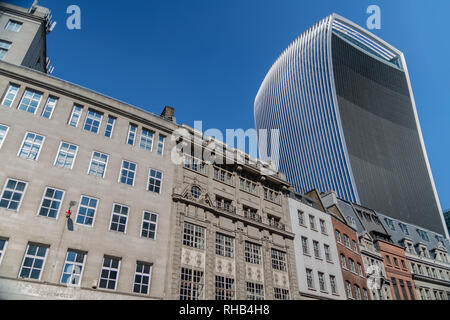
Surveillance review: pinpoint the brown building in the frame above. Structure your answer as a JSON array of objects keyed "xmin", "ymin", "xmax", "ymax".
[
  {"xmin": 328, "ymin": 209, "xmax": 369, "ymax": 300},
  {"xmin": 377, "ymin": 239, "xmax": 417, "ymax": 300}
]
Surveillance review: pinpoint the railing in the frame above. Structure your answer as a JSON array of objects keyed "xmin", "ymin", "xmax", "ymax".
[
  {"xmin": 269, "ymin": 219, "xmax": 286, "ymax": 231},
  {"xmin": 215, "ymin": 201, "xmax": 236, "ymax": 214},
  {"xmin": 244, "ymin": 210, "xmax": 262, "ymax": 223}
]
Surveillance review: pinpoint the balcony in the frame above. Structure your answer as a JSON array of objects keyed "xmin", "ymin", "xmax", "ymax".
[
  {"xmin": 244, "ymin": 210, "xmax": 262, "ymax": 223},
  {"xmin": 215, "ymin": 201, "xmax": 236, "ymax": 214},
  {"xmin": 269, "ymin": 219, "xmax": 286, "ymax": 231}
]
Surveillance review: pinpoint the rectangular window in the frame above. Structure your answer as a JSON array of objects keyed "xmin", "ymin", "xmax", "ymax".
[
  {"xmin": 54, "ymin": 142, "xmax": 78, "ymax": 170},
  {"xmin": 83, "ymin": 109, "xmax": 103, "ymax": 134},
  {"xmin": 18, "ymin": 89, "xmax": 42, "ymax": 114},
  {"xmin": 19, "ymin": 243, "xmax": 48, "ymax": 280},
  {"xmin": 68, "ymin": 105, "xmax": 83, "ymax": 127},
  {"xmin": 341, "ymin": 254, "xmax": 347, "ymax": 269},
  {"xmin": 60, "ymin": 250, "xmax": 86, "ymax": 286},
  {"xmin": 216, "ymin": 233, "xmax": 234, "ymax": 258},
  {"xmin": 352, "ymin": 240, "xmax": 358, "ymax": 253},
  {"xmin": 1, "ymin": 84, "xmax": 19, "ymax": 107},
  {"xmin": 318, "ymin": 272, "xmax": 326, "ymax": 292},
  {"xmin": 133, "ymin": 262, "xmax": 152, "ymax": 295},
  {"xmin": 184, "ymin": 155, "xmax": 206, "ymax": 174},
  {"xmin": 41, "ymin": 96, "xmax": 58, "ymax": 119},
  {"xmin": 406, "ymin": 281, "xmax": 415, "ymax": 300},
  {"xmin": 330, "ymin": 275, "xmax": 338, "ymax": 294},
  {"xmin": 119, "ymin": 160, "xmax": 136, "ymax": 186},
  {"xmin": 298, "ymin": 210, "xmax": 305, "ymax": 226},
  {"xmin": 344, "ymin": 234, "xmax": 350, "ymax": 248},
  {"xmin": 0, "ymin": 178, "xmax": 27, "ymax": 211},
  {"xmin": 127, "ymin": 124, "xmax": 137, "ymax": 145},
  {"xmin": 0, "ymin": 40, "xmax": 12, "ymax": 60},
  {"xmin": 0, "ymin": 124, "xmax": 9, "ymax": 149},
  {"xmin": 104, "ymin": 116, "xmax": 116, "ymax": 138},
  {"xmin": 147, "ymin": 168, "xmax": 163, "ymax": 194},
  {"xmin": 399, "ymin": 279, "xmax": 408, "ymax": 300},
  {"xmin": 213, "ymin": 167, "xmax": 233, "ymax": 185},
  {"xmin": 349, "ymin": 259, "xmax": 356, "ymax": 272},
  {"xmin": 157, "ymin": 135, "xmax": 166, "ymax": 155},
  {"xmin": 335, "ymin": 230, "xmax": 342, "ymax": 243},
  {"xmin": 324, "ymin": 244, "xmax": 331, "ymax": 262},
  {"xmin": 306, "ymin": 269, "xmax": 314, "ymax": 289},
  {"xmin": 309, "ymin": 215, "xmax": 316, "ymax": 230},
  {"xmin": 76, "ymin": 196, "xmax": 98, "ymax": 226},
  {"xmin": 140, "ymin": 128, "xmax": 154, "ymax": 151},
  {"xmin": 109, "ymin": 204, "xmax": 129, "ymax": 233},
  {"xmin": 320, "ymin": 219, "xmax": 327, "ymax": 234},
  {"xmin": 215, "ymin": 275, "xmax": 234, "ymax": 300},
  {"xmin": 391, "ymin": 278, "xmax": 401, "ymax": 300},
  {"xmin": 313, "ymin": 241, "xmax": 320, "ymax": 259},
  {"xmin": 99, "ymin": 256, "xmax": 121, "ymax": 290},
  {"xmin": 271, "ymin": 249, "xmax": 287, "ymax": 271},
  {"xmin": 180, "ymin": 267, "xmax": 204, "ymax": 300},
  {"xmin": 346, "ymin": 281, "xmax": 352, "ymax": 299},
  {"xmin": 246, "ymin": 282, "xmax": 264, "ymax": 300},
  {"xmin": 18, "ymin": 132, "xmax": 44, "ymax": 161},
  {"xmin": 245, "ymin": 242, "xmax": 262, "ymax": 265},
  {"xmin": 6, "ymin": 20, "xmax": 23, "ymax": 32},
  {"xmin": 183, "ymin": 223, "xmax": 205, "ymax": 249},
  {"xmin": 38, "ymin": 187, "xmax": 64, "ymax": 219},
  {"xmin": 0, "ymin": 238, "xmax": 8, "ymax": 265},
  {"xmin": 88, "ymin": 151, "xmax": 108, "ymax": 178},
  {"xmin": 274, "ymin": 288, "xmax": 290, "ymax": 300},
  {"xmin": 301, "ymin": 237, "xmax": 309, "ymax": 255},
  {"xmin": 354, "ymin": 285, "xmax": 361, "ymax": 300},
  {"xmin": 141, "ymin": 211, "xmax": 158, "ymax": 240}
]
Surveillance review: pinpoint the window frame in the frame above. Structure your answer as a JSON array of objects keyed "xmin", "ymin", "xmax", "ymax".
[
  {"xmin": 0, "ymin": 178, "xmax": 28, "ymax": 212},
  {"xmin": 54, "ymin": 141, "xmax": 79, "ymax": 170},
  {"xmin": 183, "ymin": 222, "xmax": 205, "ymax": 249},
  {"xmin": 215, "ymin": 233, "xmax": 234, "ymax": 258},
  {"xmin": 6, "ymin": 20, "xmax": 23, "ymax": 32},
  {"xmin": 109, "ymin": 203, "xmax": 130, "ymax": 234},
  {"xmin": 245, "ymin": 241, "xmax": 262, "ymax": 265},
  {"xmin": 141, "ymin": 211, "xmax": 159, "ymax": 240},
  {"xmin": 104, "ymin": 115, "xmax": 116, "ymax": 138},
  {"xmin": 87, "ymin": 151, "xmax": 109, "ymax": 178},
  {"xmin": 0, "ymin": 124, "xmax": 10, "ymax": 149},
  {"xmin": 68, "ymin": 104, "xmax": 83, "ymax": 127},
  {"xmin": 17, "ymin": 132, "xmax": 45, "ymax": 161},
  {"xmin": 139, "ymin": 128, "xmax": 155, "ymax": 151},
  {"xmin": 41, "ymin": 96, "xmax": 58, "ymax": 119},
  {"xmin": 17, "ymin": 89, "xmax": 43, "ymax": 114},
  {"xmin": 133, "ymin": 261, "xmax": 153, "ymax": 295},
  {"xmin": 98, "ymin": 256, "xmax": 121, "ymax": 291},
  {"xmin": 147, "ymin": 168, "xmax": 163, "ymax": 194},
  {"xmin": 37, "ymin": 187, "xmax": 65, "ymax": 219},
  {"xmin": 1, "ymin": 84, "xmax": 20, "ymax": 107},
  {"xmin": 83, "ymin": 109, "xmax": 103, "ymax": 134},
  {"xmin": 60, "ymin": 249, "xmax": 86, "ymax": 286},
  {"xmin": 119, "ymin": 160, "xmax": 137, "ymax": 187},
  {"xmin": 0, "ymin": 238, "xmax": 8, "ymax": 266},
  {"xmin": 157, "ymin": 135, "xmax": 166, "ymax": 156},
  {"xmin": 127, "ymin": 124, "xmax": 137, "ymax": 146},
  {"xmin": 75, "ymin": 195, "xmax": 99, "ymax": 228},
  {"xmin": 18, "ymin": 243, "xmax": 49, "ymax": 281}
]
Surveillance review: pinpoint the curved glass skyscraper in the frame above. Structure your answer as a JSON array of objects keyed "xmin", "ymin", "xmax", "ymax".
[{"xmin": 254, "ymin": 14, "xmax": 447, "ymax": 237}]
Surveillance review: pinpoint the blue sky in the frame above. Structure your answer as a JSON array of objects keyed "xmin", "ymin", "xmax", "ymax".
[{"xmin": 7, "ymin": 0, "xmax": 450, "ymax": 210}]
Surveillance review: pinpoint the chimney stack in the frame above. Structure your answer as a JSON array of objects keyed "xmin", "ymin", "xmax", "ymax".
[{"xmin": 161, "ymin": 106, "xmax": 175, "ymax": 122}]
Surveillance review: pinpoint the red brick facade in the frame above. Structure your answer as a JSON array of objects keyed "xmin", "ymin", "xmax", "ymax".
[
  {"xmin": 331, "ymin": 214, "xmax": 370, "ymax": 300},
  {"xmin": 377, "ymin": 239, "xmax": 416, "ymax": 300}
]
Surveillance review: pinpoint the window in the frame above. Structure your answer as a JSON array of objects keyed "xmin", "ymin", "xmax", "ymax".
[
  {"xmin": 391, "ymin": 278, "xmax": 401, "ymax": 300},
  {"xmin": 274, "ymin": 288, "xmax": 290, "ymax": 300},
  {"xmin": 0, "ymin": 124, "xmax": 9, "ymax": 149},
  {"xmin": 110, "ymin": 204, "xmax": 129, "ymax": 233},
  {"xmin": 401, "ymin": 259, "xmax": 407, "ymax": 269},
  {"xmin": 0, "ymin": 178, "xmax": 27, "ymax": 211},
  {"xmin": 139, "ymin": 128, "xmax": 154, "ymax": 151},
  {"xmin": 180, "ymin": 267, "xmax": 204, "ymax": 300},
  {"xmin": 344, "ymin": 234, "xmax": 350, "ymax": 248},
  {"xmin": 385, "ymin": 255, "xmax": 392, "ymax": 265},
  {"xmin": 216, "ymin": 233, "xmax": 234, "ymax": 258},
  {"xmin": 298, "ymin": 210, "xmax": 305, "ymax": 226},
  {"xmin": 239, "ymin": 177, "xmax": 258, "ymax": 196},
  {"xmin": 301, "ymin": 237, "xmax": 309, "ymax": 255},
  {"xmin": 76, "ymin": 196, "xmax": 98, "ymax": 226},
  {"xmin": 18, "ymin": 89, "xmax": 42, "ymax": 114},
  {"xmin": 313, "ymin": 241, "xmax": 320, "ymax": 259},
  {"xmin": 318, "ymin": 272, "xmax": 326, "ymax": 292},
  {"xmin": 354, "ymin": 285, "xmax": 362, "ymax": 300},
  {"xmin": 346, "ymin": 281, "xmax": 353, "ymax": 299},
  {"xmin": 330, "ymin": 275, "xmax": 338, "ymax": 294},
  {"xmin": 41, "ymin": 96, "xmax": 58, "ymax": 119},
  {"xmin": 340, "ymin": 254, "xmax": 347, "ymax": 269},
  {"xmin": 324, "ymin": 244, "xmax": 332, "ymax": 262},
  {"xmin": 213, "ymin": 167, "xmax": 233, "ymax": 185},
  {"xmin": 127, "ymin": 124, "xmax": 137, "ymax": 145},
  {"xmin": 141, "ymin": 211, "xmax": 158, "ymax": 240},
  {"xmin": 399, "ymin": 223, "xmax": 409, "ymax": 235},
  {"xmin": 157, "ymin": 135, "xmax": 165, "ymax": 155},
  {"xmin": 104, "ymin": 116, "xmax": 116, "ymax": 138},
  {"xmin": 147, "ymin": 169, "xmax": 163, "ymax": 194},
  {"xmin": 18, "ymin": 132, "xmax": 44, "ymax": 161},
  {"xmin": 393, "ymin": 257, "xmax": 399, "ymax": 267},
  {"xmin": 352, "ymin": 240, "xmax": 358, "ymax": 253},
  {"xmin": 399, "ymin": 279, "xmax": 408, "ymax": 300},
  {"xmin": 246, "ymin": 282, "xmax": 264, "ymax": 300},
  {"xmin": 347, "ymin": 216, "xmax": 357, "ymax": 228},
  {"xmin": 406, "ymin": 281, "xmax": 415, "ymax": 300},
  {"xmin": 357, "ymin": 263, "xmax": 364, "ymax": 277},
  {"xmin": 183, "ymin": 223, "xmax": 205, "ymax": 249},
  {"xmin": 320, "ymin": 219, "xmax": 327, "ymax": 234},
  {"xmin": 1, "ymin": 84, "xmax": 19, "ymax": 107},
  {"xmin": 38, "ymin": 187, "xmax": 64, "ymax": 219},
  {"xmin": 0, "ymin": 238, "xmax": 8, "ymax": 265},
  {"xmin": 54, "ymin": 142, "xmax": 78, "ymax": 170},
  {"xmin": 133, "ymin": 262, "xmax": 152, "ymax": 295},
  {"xmin": 19, "ymin": 244, "xmax": 48, "ymax": 280},
  {"xmin": 191, "ymin": 186, "xmax": 201, "ymax": 199},
  {"xmin": 61, "ymin": 250, "xmax": 86, "ymax": 286},
  {"xmin": 99, "ymin": 256, "xmax": 121, "ymax": 290},
  {"xmin": 306, "ymin": 269, "xmax": 314, "ymax": 289},
  {"xmin": 83, "ymin": 109, "xmax": 103, "ymax": 134},
  {"xmin": 417, "ymin": 229, "xmax": 430, "ymax": 242},
  {"xmin": 335, "ymin": 230, "xmax": 342, "ymax": 243},
  {"xmin": 384, "ymin": 218, "xmax": 395, "ymax": 231},
  {"xmin": 309, "ymin": 215, "xmax": 316, "ymax": 230},
  {"xmin": 263, "ymin": 187, "xmax": 281, "ymax": 204},
  {"xmin": 215, "ymin": 275, "xmax": 234, "ymax": 300},
  {"xmin": 349, "ymin": 258, "xmax": 356, "ymax": 273},
  {"xmin": 68, "ymin": 105, "xmax": 83, "ymax": 127},
  {"xmin": 271, "ymin": 249, "xmax": 287, "ymax": 271},
  {"xmin": 6, "ymin": 20, "xmax": 22, "ymax": 32},
  {"xmin": 119, "ymin": 160, "xmax": 136, "ymax": 186},
  {"xmin": 184, "ymin": 155, "xmax": 206, "ymax": 174},
  {"xmin": 0, "ymin": 40, "xmax": 12, "ymax": 60},
  {"xmin": 88, "ymin": 151, "xmax": 108, "ymax": 178},
  {"xmin": 245, "ymin": 242, "xmax": 262, "ymax": 265}
]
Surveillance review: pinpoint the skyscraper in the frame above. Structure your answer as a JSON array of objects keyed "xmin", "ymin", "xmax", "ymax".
[{"xmin": 254, "ymin": 14, "xmax": 447, "ymax": 237}]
